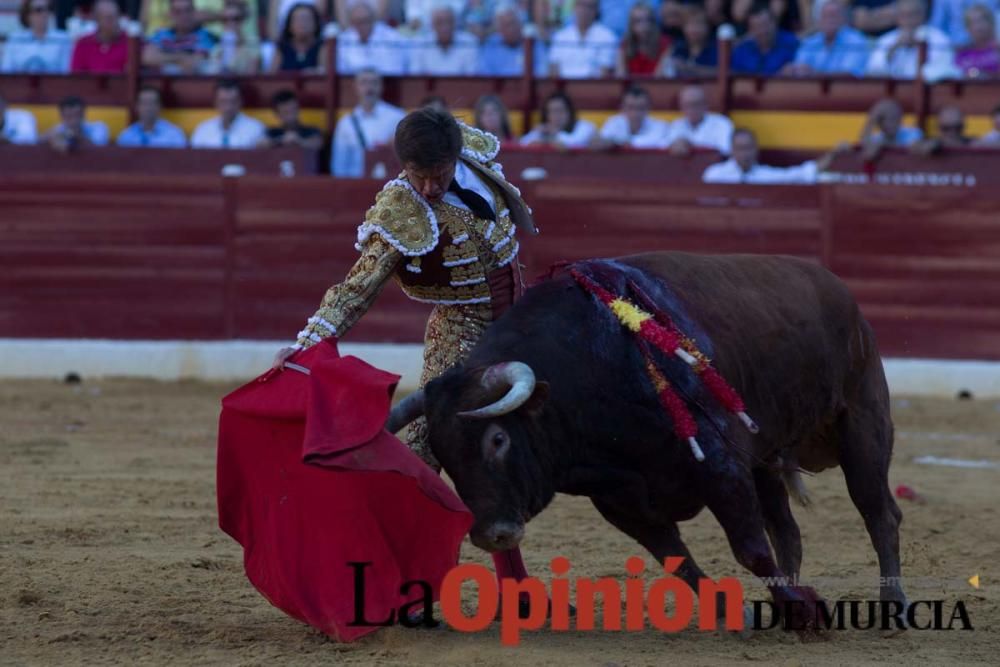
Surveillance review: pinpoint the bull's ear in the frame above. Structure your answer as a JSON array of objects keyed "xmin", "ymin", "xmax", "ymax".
[{"xmin": 521, "ymin": 381, "xmax": 550, "ymax": 416}]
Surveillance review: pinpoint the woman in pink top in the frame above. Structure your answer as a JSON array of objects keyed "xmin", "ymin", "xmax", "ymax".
[
  {"xmin": 70, "ymin": 0, "xmax": 129, "ymax": 73},
  {"xmin": 955, "ymin": 3, "xmax": 999, "ymax": 78}
]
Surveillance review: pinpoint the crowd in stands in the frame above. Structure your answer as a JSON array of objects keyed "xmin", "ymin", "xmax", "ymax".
[{"xmin": 1, "ymin": 0, "xmax": 1000, "ymax": 79}]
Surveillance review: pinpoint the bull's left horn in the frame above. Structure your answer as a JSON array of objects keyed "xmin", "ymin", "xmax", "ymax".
[
  {"xmin": 385, "ymin": 390, "xmax": 425, "ymax": 433},
  {"xmin": 458, "ymin": 362, "xmax": 536, "ymax": 419}
]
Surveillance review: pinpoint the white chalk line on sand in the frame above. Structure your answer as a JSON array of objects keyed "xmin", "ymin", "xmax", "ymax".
[
  {"xmin": 898, "ymin": 431, "xmax": 997, "ymax": 442},
  {"xmin": 913, "ymin": 455, "xmax": 1000, "ymax": 470}
]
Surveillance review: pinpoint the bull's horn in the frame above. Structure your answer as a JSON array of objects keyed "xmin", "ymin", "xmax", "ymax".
[
  {"xmin": 458, "ymin": 362, "xmax": 536, "ymax": 419},
  {"xmin": 385, "ymin": 390, "xmax": 425, "ymax": 433}
]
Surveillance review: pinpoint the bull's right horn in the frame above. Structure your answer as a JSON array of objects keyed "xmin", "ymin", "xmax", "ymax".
[
  {"xmin": 458, "ymin": 362, "xmax": 536, "ymax": 419},
  {"xmin": 385, "ymin": 390, "xmax": 425, "ymax": 433}
]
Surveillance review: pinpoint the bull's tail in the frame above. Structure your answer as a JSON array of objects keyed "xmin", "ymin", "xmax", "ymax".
[{"xmin": 782, "ymin": 469, "xmax": 812, "ymax": 508}]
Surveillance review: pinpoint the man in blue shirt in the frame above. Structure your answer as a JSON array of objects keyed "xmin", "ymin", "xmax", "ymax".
[
  {"xmin": 785, "ymin": 0, "xmax": 869, "ymax": 76},
  {"xmin": 478, "ymin": 3, "xmax": 547, "ymax": 76},
  {"xmin": 731, "ymin": 2, "xmax": 798, "ymax": 75},
  {"xmin": 117, "ymin": 87, "xmax": 187, "ymax": 148}
]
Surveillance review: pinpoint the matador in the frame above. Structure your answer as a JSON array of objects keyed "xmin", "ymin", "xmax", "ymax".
[{"xmin": 273, "ymin": 108, "xmax": 537, "ymax": 587}]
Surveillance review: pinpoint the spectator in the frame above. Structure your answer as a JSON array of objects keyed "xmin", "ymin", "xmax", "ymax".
[
  {"xmin": 659, "ymin": 0, "xmax": 687, "ymax": 42},
  {"xmin": 669, "ymin": 7, "xmax": 719, "ymax": 75},
  {"xmin": 191, "ymin": 80, "xmax": 265, "ymax": 148},
  {"xmin": 866, "ymin": 0, "xmax": 956, "ymax": 79},
  {"xmin": 702, "ymin": 128, "xmax": 846, "ymax": 184},
  {"xmin": 463, "ymin": 0, "xmax": 501, "ymax": 41},
  {"xmin": 732, "ymin": 0, "xmax": 802, "ymax": 33},
  {"xmin": 408, "ymin": 5, "xmax": 478, "ymax": 75},
  {"xmin": 337, "ymin": 0, "xmax": 407, "ymax": 75},
  {"xmin": 145, "ymin": 0, "xmax": 259, "ymax": 43},
  {"xmin": 703, "ymin": 0, "xmax": 729, "ymax": 32},
  {"xmin": 143, "ymin": 0, "xmax": 219, "ymax": 75},
  {"xmin": 784, "ymin": 0, "xmax": 870, "ymax": 76},
  {"xmin": 852, "ymin": 0, "xmax": 899, "ymax": 37},
  {"xmin": 730, "ymin": 2, "xmax": 798, "ymax": 75},
  {"xmin": 259, "ymin": 90, "xmax": 323, "ymax": 150},
  {"xmin": 598, "ymin": 0, "xmax": 663, "ymax": 38},
  {"xmin": 42, "ymin": 96, "xmax": 109, "ymax": 152},
  {"xmin": 402, "ymin": 0, "xmax": 465, "ymax": 32},
  {"xmin": 913, "ymin": 105, "xmax": 971, "ymax": 152},
  {"xmin": 931, "ymin": 0, "xmax": 999, "ymax": 45},
  {"xmin": 473, "ymin": 94, "xmax": 513, "ymax": 142},
  {"xmin": 973, "ymin": 103, "xmax": 1000, "ymax": 145},
  {"xmin": 593, "ymin": 86, "xmax": 670, "ymax": 149},
  {"xmin": 548, "ymin": 0, "xmax": 618, "ymax": 78},
  {"xmin": 70, "ymin": 0, "xmax": 128, "ymax": 73},
  {"xmin": 859, "ymin": 98, "xmax": 924, "ymax": 160},
  {"xmin": 268, "ymin": 0, "xmax": 319, "ymax": 43},
  {"xmin": 0, "ymin": 93, "xmax": 38, "ymax": 144},
  {"xmin": 1, "ymin": 0, "xmax": 72, "ymax": 73},
  {"xmin": 117, "ymin": 87, "xmax": 187, "ymax": 148},
  {"xmin": 616, "ymin": 1, "xmax": 672, "ymax": 77},
  {"xmin": 954, "ymin": 4, "xmax": 999, "ymax": 77},
  {"xmin": 663, "ymin": 85, "xmax": 733, "ymax": 156},
  {"xmin": 210, "ymin": 0, "xmax": 260, "ymax": 73},
  {"xmin": 478, "ymin": 3, "xmax": 548, "ymax": 76},
  {"xmin": 271, "ymin": 3, "xmax": 325, "ymax": 72},
  {"xmin": 421, "ymin": 94, "xmax": 448, "ymax": 112},
  {"xmin": 519, "ymin": 91, "xmax": 596, "ymax": 148},
  {"xmin": 331, "ymin": 68, "xmax": 405, "ymax": 177}
]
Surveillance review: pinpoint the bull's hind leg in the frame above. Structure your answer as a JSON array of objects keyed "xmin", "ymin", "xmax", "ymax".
[
  {"xmin": 836, "ymin": 400, "xmax": 907, "ymax": 609},
  {"xmin": 753, "ymin": 467, "xmax": 803, "ymax": 578}
]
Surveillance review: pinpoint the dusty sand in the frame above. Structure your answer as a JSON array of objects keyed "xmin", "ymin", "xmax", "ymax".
[{"xmin": 1, "ymin": 378, "xmax": 998, "ymax": 666}]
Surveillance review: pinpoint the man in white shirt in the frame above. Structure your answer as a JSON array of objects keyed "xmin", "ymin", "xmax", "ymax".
[
  {"xmin": 0, "ymin": 93, "xmax": 37, "ymax": 145},
  {"xmin": 191, "ymin": 79, "xmax": 266, "ymax": 149},
  {"xmin": 408, "ymin": 5, "xmax": 478, "ymax": 75},
  {"xmin": 547, "ymin": 0, "xmax": 617, "ymax": 78},
  {"xmin": 331, "ymin": 68, "xmax": 406, "ymax": 177},
  {"xmin": 594, "ymin": 86, "xmax": 670, "ymax": 149},
  {"xmin": 703, "ymin": 129, "xmax": 844, "ymax": 185},
  {"xmin": 337, "ymin": 0, "xmax": 408, "ymax": 75},
  {"xmin": 866, "ymin": 0, "xmax": 956, "ymax": 80},
  {"xmin": 42, "ymin": 96, "xmax": 109, "ymax": 151},
  {"xmin": 664, "ymin": 85, "xmax": 734, "ymax": 156}
]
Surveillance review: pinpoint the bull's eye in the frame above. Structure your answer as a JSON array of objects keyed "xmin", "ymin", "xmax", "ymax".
[{"xmin": 482, "ymin": 424, "xmax": 510, "ymax": 462}]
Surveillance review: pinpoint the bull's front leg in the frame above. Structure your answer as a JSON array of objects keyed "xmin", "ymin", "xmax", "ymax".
[{"xmin": 704, "ymin": 460, "xmax": 825, "ymax": 637}]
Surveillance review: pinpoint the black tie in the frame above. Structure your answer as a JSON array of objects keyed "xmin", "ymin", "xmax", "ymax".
[{"xmin": 448, "ymin": 179, "xmax": 496, "ymax": 223}]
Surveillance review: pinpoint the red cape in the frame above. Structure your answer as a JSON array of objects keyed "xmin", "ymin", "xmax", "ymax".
[{"xmin": 217, "ymin": 340, "xmax": 473, "ymax": 641}]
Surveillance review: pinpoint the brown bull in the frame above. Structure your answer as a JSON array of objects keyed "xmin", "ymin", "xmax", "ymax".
[{"xmin": 390, "ymin": 252, "xmax": 906, "ymax": 632}]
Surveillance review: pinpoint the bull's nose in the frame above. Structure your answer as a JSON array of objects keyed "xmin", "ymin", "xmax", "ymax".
[{"xmin": 481, "ymin": 521, "xmax": 524, "ymax": 551}]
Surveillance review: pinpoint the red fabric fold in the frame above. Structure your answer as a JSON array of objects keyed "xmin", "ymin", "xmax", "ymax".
[{"xmin": 217, "ymin": 340, "xmax": 473, "ymax": 641}]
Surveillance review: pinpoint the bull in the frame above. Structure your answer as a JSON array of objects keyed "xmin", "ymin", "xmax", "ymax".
[{"xmin": 388, "ymin": 253, "xmax": 906, "ymax": 632}]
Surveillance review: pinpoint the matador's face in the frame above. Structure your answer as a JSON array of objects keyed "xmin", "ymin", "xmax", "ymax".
[{"xmin": 403, "ymin": 161, "xmax": 456, "ymax": 205}]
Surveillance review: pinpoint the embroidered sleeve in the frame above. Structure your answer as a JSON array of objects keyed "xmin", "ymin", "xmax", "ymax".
[{"xmin": 293, "ymin": 233, "xmax": 403, "ymax": 349}]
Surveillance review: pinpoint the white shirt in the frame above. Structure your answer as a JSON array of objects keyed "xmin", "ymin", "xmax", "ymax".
[
  {"xmin": 1, "ymin": 108, "xmax": 38, "ymax": 144},
  {"xmin": 702, "ymin": 158, "xmax": 818, "ymax": 185},
  {"xmin": 548, "ymin": 22, "xmax": 618, "ymax": 78},
  {"xmin": 866, "ymin": 26, "xmax": 957, "ymax": 80},
  {"xmin": 408, "ymin": 31, "xmax": 479, "ymax": 75},
  {"xmin": 441, "ymin": 160, "xmax": 497, "ymax": 215},
  {"xmin": 50, "ymin": 121, "xmax": 110, "ymax": 146},
  {"xmin": 337, "ymin": 22, "xmax": 408, "ymax": 75},
  {"xmin": 0, "ymin": 28, "xmax": 72, "ymax": 73},
  {"xmin": 520, "ymin": 119, "xmax": 597, "ymax": 148},
  {"xmin": 599, "ymin": 114, "xmax": 670, "ymax": 149},
  {"xmin": 191, "ymin": 113, "xmax": 265, "ymax": 149},
  {"xmin": 663, "ymin": 112, "xmax": 734, "ymax": 155},
  {"xmin": 331, "ymin": 100, "xmax": 406, "ymax": 177}
]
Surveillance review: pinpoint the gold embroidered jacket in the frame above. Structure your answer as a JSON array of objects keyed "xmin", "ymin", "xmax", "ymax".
[{"xmin": 294, "ymin": 123, "xmax": 533, "ymax": 349}]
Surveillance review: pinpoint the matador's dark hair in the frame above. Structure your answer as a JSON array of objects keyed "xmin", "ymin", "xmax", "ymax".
[{"xmin": 394, "ymin": 108, "xmax": 463, "ymax": 169}]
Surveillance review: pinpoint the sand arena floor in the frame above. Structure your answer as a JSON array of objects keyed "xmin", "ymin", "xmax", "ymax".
[{"xmin": 1, "ymin": 378, "xmax": 998, "ymax": 666}]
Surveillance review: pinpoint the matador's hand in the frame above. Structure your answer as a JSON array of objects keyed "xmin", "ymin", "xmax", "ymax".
[{"xmin": 272, "ymin": 346, "xmax": 299, "ymax": 370}]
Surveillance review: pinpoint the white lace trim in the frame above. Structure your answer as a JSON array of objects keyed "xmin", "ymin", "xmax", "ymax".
[
  {"xmin": 497, "ymin": 240, "xmax": 520, "ymax": 267},
  {"xmin": 451, "ymin": 233, "xmax": 469, "ymax": 244},
  {"xmin": 307, "ymin": 316, "xmax": 337, "ymax": 334},
  {"xmin": 296, "ymin": 329, "xmax": 323, "ymax": 343},
  {"xmin": 484, "ymin": 221, "xmax": 496, "ymax": 239},
  {"xmin": 405, "ymin": 264, "xmax": 422, "ymax": 273},
  {"xmin": 450, "ymin": 276, "xmax": 487, "ymax": 287},
  {"xmin": 405, "ymin": 294, "xmax": 492, "ymax": 306},
  {"xmin": 290, "ymin": 343, "xmax": 304, "ymax": 351},
  {"xmin": 459, "ymin": 121, "xmax": 500, "ymax": 163},
  {"xmin": 490, "ymin": 161, "xmax": 505, "ymax": 178},
  {"xmin": 354, "ymin": 178, "xmax": 439, "ymax": 257},
  {"xmin": 443, "ymin": 256, "xmax": 479, "ymax": 267}
]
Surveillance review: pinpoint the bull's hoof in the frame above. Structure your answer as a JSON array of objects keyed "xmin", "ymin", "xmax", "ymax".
[{"xmin": 783, "ymin": 586, "xmax": 829, "ymax": 641}]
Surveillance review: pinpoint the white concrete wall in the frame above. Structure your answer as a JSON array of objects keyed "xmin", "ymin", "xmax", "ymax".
[{"xmin": 1, "ymin": 339, "xmax": 998, "ymax": 397}]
